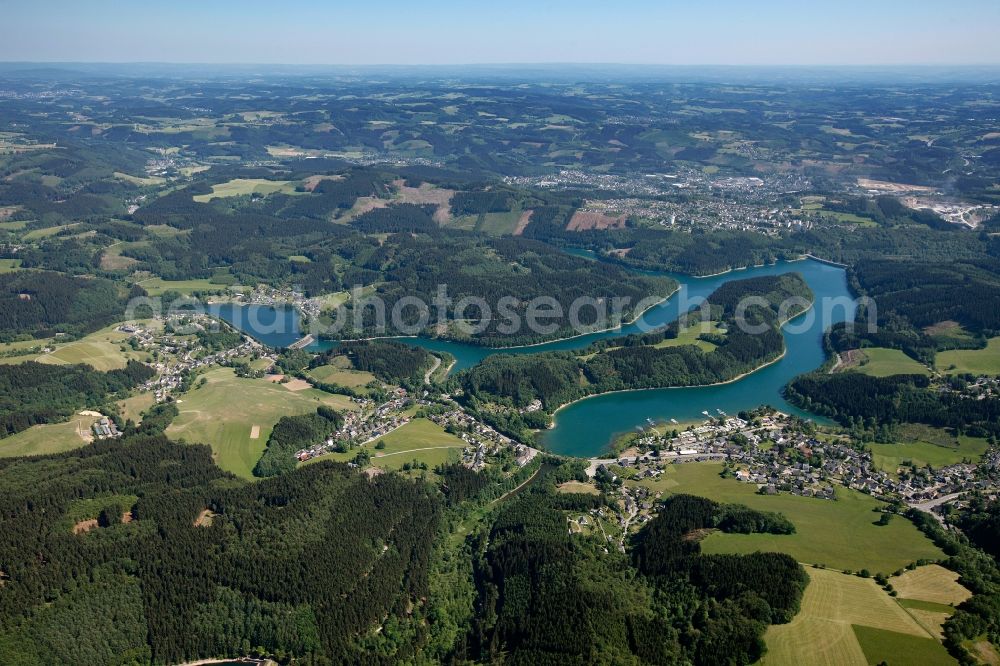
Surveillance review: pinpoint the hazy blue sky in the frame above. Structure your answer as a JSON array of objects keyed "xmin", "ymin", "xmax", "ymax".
[{"xmin": 3, "ymin": 0, "xmax": 999, "ymax": 65}]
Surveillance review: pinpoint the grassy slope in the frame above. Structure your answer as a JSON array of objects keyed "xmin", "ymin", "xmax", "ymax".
[
  {"xmin": 852, "ymin": 625, "xmax": 957, "ymax": 666},
  {"xmin": 855, "ymin": 347, "xmax": 931, "ymax": 377},
  {"xmin": 137, "ymin": 277, "xmax": 228, "ymax": 296},
  {"xmin": 192, "ymin": 178, "xmax": 302, "ymax": 202},
  {"xmin": 307, "ymin": 364, "xmax": 376, "ymax": 388},
  {"xmin": 762, "ymin": 567, "xmax": 948, "ymax": 666},
  {"xmin": 892, "ymin": 565, "xmax": 972, "ymax": 606},
  {"xmin": 31, "ymin": 324, "xmax": 151, "ymax": 371},
  {"xmin": 166, "ymin": 368, "xmax": 356, "ymax": 479},
  {"xmin": 0, "ymin": 414, "xmax": 101, "ymax": 458},
  {"xmin": 937, "ymin": 337, "xmax": 1000, "ymax": 375},
  {"xmin": 870, "ymin": 437, "xmax": 989, "ymax": 476},
  {"xmin": 631, "ymin": 462, "xmax": 943, "ymax": 573},
  {"xmin": 303, "ymin": 418, "xmax": 465, "ymax": 472}
]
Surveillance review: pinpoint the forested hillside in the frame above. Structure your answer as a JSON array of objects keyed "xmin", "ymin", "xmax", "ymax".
[
  {"xmin": 468, "ymin": 491, "xmax": 806, "ymax": 664},
  {"xmin": 458, "ymin": 273, "xmax": 812, "ymax": 438},
  {"xmin": 786, "ymin": 372, "xmax": 1000, "ymax": 437},
  {"xmin": 0, "ymin": 360, "xmax": 155, "ymax": 438},
  {"xmin": 0, "ymin": 271, "xmax": 132, "ymax": 341},
  {"xmin": 0, "ymin": 437, "xmax": 441, "ymax": 664}
]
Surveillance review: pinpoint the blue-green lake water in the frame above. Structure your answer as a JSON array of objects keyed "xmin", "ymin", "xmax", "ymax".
[{"xmin": 212, "ymin": 257, "xmax": 853, "ymax": 457}]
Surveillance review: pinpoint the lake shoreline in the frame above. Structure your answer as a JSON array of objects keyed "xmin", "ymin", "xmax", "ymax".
[{"xmin": 546, "ymin": 348, "xmax": 789, "ymax": 428}]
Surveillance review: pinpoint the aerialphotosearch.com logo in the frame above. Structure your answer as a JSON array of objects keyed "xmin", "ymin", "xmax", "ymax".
[{"xmin": 123, "ymin": 285, "xmax": 877, "ymax": 342}]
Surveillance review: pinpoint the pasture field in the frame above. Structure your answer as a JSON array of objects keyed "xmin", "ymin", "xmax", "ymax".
[
  {"xmin": 370, "ymin": 419, "xmax": 465, "ymax": 454},
  {"xmin": 631, "ymin": 462, "xmax": 943, "ymax": 573},
  {"xmin": 852, "ymin": 625, "xmax": 956, "ymax": 666},
  {"xmin": 761, "ymin": 567, "xmax": 946, "ymax": 666},
  {"xmin": 652, "ymin": 321, "xmax": 725, "ymax": 352},
  {"xmin": 166, "ymin": 367, "xmax": 356, "ymax": 479},
  {"xmin": 117, "ymin": 392, "xmax": 157, "ymax": 424},
  {"xmin": 853, "ymin": 347, "xmax": 930, "ymax": 377},
  {"xmin": 304, "ymin": 418, "xmax": 466, "ymax": 472},
  {"xmin": 23, "ymin": 223, "xmax": 79, "ymax": 241},
  {"xmin": 32, "ymin": 324, "xmax": 151, "ymax": 371},
  {"xmin": 307, "ymin": 363, "xmax": 376, "ymax": 388},
  {"xmin": 936, "ymin": 337, "xmax": 1000, "ymax": 375},
  {"xmin": 192, "ymin": 178, "xmax": 303, "ymax": 202},
  {"xmin": 0, "ymin": 413, "xmax": 101, "ymax": 458},
  {"xmin": 474, "ymin": 210, "xmax": 525, "ymax": 236},
  {"xmin": 556, "ymin": 480, "xmax": 600, "ymax": 495},
  {"xmin": 138, "ymin": 276, "xmax": 231, "ymax": 296},
  {"xmin": 892, "ymin": 565, "xmax": 972, "ymax": 606},
  {"xmin": 896, "ymin": 598, "xmax": 956, "ymax": 640},
  {"xmin": 113, "ymin": 171, "xmax": 165, "ymax": 187},
  {"xmin": 0, "ymin": 258, "xmax": 22, "ymax": 272},
  {"xmin": 100, "ymin": 244, "xmax": 141, "ymax": 271},
  {"xmin": 0, "ymin": 336, "xmax": 52, "ymax": 355},
  {"xmin": 870, "ymin": 436, "xmax": 989, "ymax": 476},
  {"xmin": 924, "ymin": 321, "xmax": 979, "ymax": 347},
  {"xmin": 593, "ymin": 322, "xmax": 723, "ymax": 360}
]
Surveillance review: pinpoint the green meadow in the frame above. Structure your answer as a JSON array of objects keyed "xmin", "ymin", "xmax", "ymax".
[{"xmin": 631, "ymin": 462, "xmax": 943, "ymax": 573}]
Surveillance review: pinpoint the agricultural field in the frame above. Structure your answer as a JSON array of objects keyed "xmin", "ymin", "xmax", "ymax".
[
  {"xmin": 23, "ymin": 223, "xmax": 79, "ymax": 241},
  {"xmin": 305, "ymin": 418, "xmax": 466, "ymax": 473},
  {"xmin": 116, "ymin": 392, "xmax": 157, "ymax": 424},
  {"xmin": 870, "ymin": 436, "xmax": 989, "ymax": 476},
  {"xmin": 30, "ymin": 324, "xmax": 152, "ymax": 371},
  {"xmin": 892, "ymin": 564, "xmax": 972, "ymax": 606},
  {"xmin": 473, "ymin": 209, "xmax": 526, "ymax": 235},
  {"xmin": 631, "ymin": 462, "xmax": 944, "ymax": 573},
  {"xmin": 761, "ymin": 567, "xmax": 954, "ymax": 666},
  {"xmin": 852, "ymin": 625, "xmax": 956, "ymax": 666},
  {"xmin": 166, "ymin": 367, "xmax": 357, "ymax": 478},
  {"xmin": 936, "ymin": 337, "xmax": 1000, "ymax": 375},
  {"xmin": 852, "ymin": 347, "xmax": 931, "ymax": 377},
  {"xmin": 307, "ymin": 362, "xmax": 376, "ymax": 388},
  {"xmin": 138, "ymin": 276, "xmax": 232, "ymax": 296},
  {"xmin": 653, "ymin": 320, "xmax": 725, "ymax": 351},
  {"xmin": 368, "ymin": 420, "xmax": 465, "ymax": 473},
  {"xmin": 0, "ymin": 258, "xmax": 22, "ymax": 272},
  {"xmin": 0, "ymin": 413, "xmax": 101, "ymax": 458},
  {"xmin": 113, "ymin": 171, "xmax": 166, "ymax": 187},
  {"xmin": 556, "ymin": 480, "xmax": 600, "ymax": 495},
  {"xmin": 192, "ymin": 178, "xmax": 303, "ymax": 202}
]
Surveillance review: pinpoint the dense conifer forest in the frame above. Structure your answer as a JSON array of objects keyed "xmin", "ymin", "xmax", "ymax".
[
  {"xmin": 0, "ymin": 438, "xmax": 441, "ymax": 664},
  {"xmin": 0, "ymin": 360, "xmax": 155, "ymax": 438}
]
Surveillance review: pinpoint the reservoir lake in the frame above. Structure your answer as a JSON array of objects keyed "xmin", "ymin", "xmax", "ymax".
[{"xmin": 211, "ymin": 257, "xmax": 853, "ymax": 458}]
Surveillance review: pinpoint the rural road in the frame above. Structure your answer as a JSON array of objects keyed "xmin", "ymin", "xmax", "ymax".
[{"xmin": 424, "ymin": 355, "xmax": 441, "ymax": 384}]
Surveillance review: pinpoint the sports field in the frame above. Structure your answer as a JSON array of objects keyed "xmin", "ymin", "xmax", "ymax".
[
  {"xmin": 0, "ymin": 413, "xmax": 101, "ymax": 458},
  {"xmin": 936, "ymin": 337, "xmax": 1000, "ymax": 375},
  {"xmin": 192, "ymin": 178, "xmax": 303, "ymax": 202},
  {"xmin": 166, "ymin": 367, "xmax": 357, "ymax": 478},
  {"xmin": 631, "ymin": 462, "xmax": 943, "ymax": 573},
  {"xmin": 761, "ymin": 567, "xmax": 953, "ymax": 666},
  {"xmin": 853, "ymin": 347, "xmax": 930, "ymax": 377}
]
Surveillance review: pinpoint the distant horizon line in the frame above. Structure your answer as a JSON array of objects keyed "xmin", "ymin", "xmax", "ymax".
[{"xmin": 2, "ymin": 60, "xmax": 999, "ymax": 69}]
